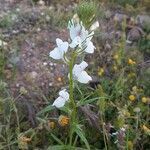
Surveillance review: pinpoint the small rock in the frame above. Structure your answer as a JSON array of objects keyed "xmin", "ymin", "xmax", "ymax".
[
  {"xmin": 0, "ymin": 40, "xmax": 7, "ymax": 46},
  {"xmin": 136, "ymin": 15, "xmax": 150, "ymax": 29},
  {"xmin": 50, "ymin": 67, "xmax": 54, "ymax": 70},
  {"xmin": 16, "ymin": 8, "xmax": 20, "ymax": 12},
  {"xmin": 7, "ymin": 63, "xmax": 13, "ymax": 69},
  {"xmin": 49, "ymin": 62, "xmax": 54, "ymax": 66},
  {"xmin": 30, "ymin": 71, "xmax": 38, "ymax": 79},
  {"xmin": 105, "ymin": 10, "xmax": 111, "ymax": 19},
  {"xmin": 49, "ymin": 6, "xmax": 54, "ymax": 11},
  {"xmin": 37, "ymin": 28, "xmax": 41, "ymax": 32},
  {"xmin": 41, "ymin": 12, "xmax": 45, "ymax": 16},
  {"xmin": 38, "ymin": 0, "xmax": 45, "ymax": 6},
  {"xmin": 127, "ymin": 27, "xmax": 144, "ymax": 43},
  {"xmin": 9, "ymin": 56, "xmax": 20, "ymax": 65},
  {"xmin": 16, "ymin": 83, "xmax": 20, "ymax": 87},
  {"xmin": 114, "ymin": 13, "xmax": 127, "ymax": 23},
  {"xmin": 12, "ymin": 30, "xmax": 19, "ymax": 34},
  {"xmin": 105, "ymin": 41, "xmax": 111, "ymax": 50},
  {"xmin": 46, "ymin": 15, "xmax": 50, "ymax": 21},
  {"xmin": 43, "ymin": 62, "xmax": 47, "ymax": 66},
  {"xmin": 11, "ymin": 14, "xmax": 18, "ymax": 21},
  {"xmin": 49, "ymin": 83, "xmax": 53, "ymax": 86}
]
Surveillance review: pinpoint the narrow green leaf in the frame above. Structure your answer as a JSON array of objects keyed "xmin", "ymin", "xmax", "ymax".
[
  {"xmin": 74, "ymin": 125, "xmax": 90, "ymax": 150},
  {"xmin": 37, "ymin": 105, "xmax": 54, "ymax": 115},
  {"xmin": 47, "ymin": 145, "xmax": 67, "ymax": 150},
  {"xmin": 59, "ymin": 106, "xmax": 69, "ymax": 113},
  {"xmin": 50, "ymin": 133, "xmax": 64, "ymax": 145},
  {"xmin": 47, "ymin": 145, "xmax": 87, "ymax": 150},
  {"xmin": 78, "ymin": 97, "xmax": 107, "ymax": 106},
  {"xmin": 75, "ymin": 83, "xmax": 83, "ymax": 95},
  {"xmin": 36, "ymin": 117, "xmax": 47, "ymax": 123}
]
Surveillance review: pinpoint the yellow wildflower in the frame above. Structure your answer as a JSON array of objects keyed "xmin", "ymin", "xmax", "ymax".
[
  {"xmin": 147, "ymin": 97, "xmax": 150, "ymax": 103},
  {"xmin": 48, "ymin": 121, "xmax": 55, "ymax": 129},
  {"xmin": 129, "ymin": 95, "xmax": 136, "ymax": 101},
  {"xmin": 113, "ymin": 65, "xmax": 118, "ymax": 71},
  {"xmin": 18, "ymin": 135, "xmax": 31, "ymax": 150},
  {"xmin": 142, "ymin": 97, "xmax": 147, "ymax": 103},
  {"xmin": 125, "ymin": 112, "xmax": 130, "ymax": 117},
  {"xmin": 142, "ymin": 125, "xmax": 150, "ymax": 134},
  {"xmin": 58, "ymin": 115, "xmax": 69, "ymax": 127},
  {"xmin": 19, "ymin": 136, "xmax": 31, "ymax": 142},
  {"xmin": 128, "ymin": 72, "xmax": 136, "ymax": 78},
  {"xmin": 113, "ymin": 54, "xmax": 119, "ymax": 60},
  {"xmin": 128, "ymin": 59, "xmax": 136, "ymax": 65},
  {"xmin": 127, "ymin": 141, "xmax": 133, "ymax": 150},
  {"xmin": 98, "ymin": 68, "xmax": 104, "ymax": 76}
]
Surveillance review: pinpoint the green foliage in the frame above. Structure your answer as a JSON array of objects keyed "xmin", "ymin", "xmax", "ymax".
[
  {"xmin": 139, "ymin": 36, "xmax": 150, "ymax": 54},
  {"xmin": 110, "ymin": 0, "xmax": 139, "ymax": 7},
  {"xmin": 0, "ymin": 14, "xmax": 13, "ymax": 28},
  {"xmin": 140, "ymin": 0, "xmax": 150, "ymax": 10},
  {"xmin": 74, "ymin": 124, "xmax": 90, "ymax": 150},
  {"xmin": 76, "ymin": 1, "xmax": 98, "ymax": 28},
  {"xmin": 0, "ymin": 83, "xmax": 18, "ymax": 149},
  {"xmin": 139, "ymin": 67, "xmax": 150, "ymax": 96},
  {"xmin": 0, "ymin": 47, "xmax": 6, "ymax": 78},
  {"xmin": 0, "ymin": 0, "xmax": 149, "ymax": 149}
]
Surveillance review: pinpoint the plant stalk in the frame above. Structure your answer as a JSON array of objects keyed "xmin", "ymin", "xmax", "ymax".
[{"xmin": 69, "ymin": 52, "xmax": 77, "ymax": 146}]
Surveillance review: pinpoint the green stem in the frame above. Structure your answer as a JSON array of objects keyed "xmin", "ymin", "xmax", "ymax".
[
  {"xmin": 69, "ymin": 52, "xmax": 77, "ymax": 146},
  {"xmin": 136, "ymin": 113, "xmax": 139, "ymax": 131}
]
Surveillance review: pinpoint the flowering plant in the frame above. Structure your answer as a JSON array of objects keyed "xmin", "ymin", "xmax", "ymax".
[
  {"xmin": 50, "ymin": 16, "xmax": 98, "ymax": 108},
  {"xmin": 49, "ymin": 15, "xmax": 99, "ymax": 148}
]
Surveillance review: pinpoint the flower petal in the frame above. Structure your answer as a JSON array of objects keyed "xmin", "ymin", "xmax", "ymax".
[
  {"xmin": 56, "ymin": 38, "xmax": 69, "ymax": 53},
  {"xmin": 52, "ymin": 97, "xmax": 66, "ymax": 108},
  {"xmin": 59, "ymin": 42, "xmax": 69, "ymax": 53},
  {"xmin": 59, "ymin": 89, "xmax": 69, "ymax": 101},
  {"xmin": 86, "ymin": 31, "xmax": 94, "ymax": 41},
  {"xmin": 73, "ymin": 64, "xmax": 81, "ymax": 79},
  {"xmin": 79, "ymin": 61, "xmax": 88, "ymax": 69},
  {"xmin": 56, "ymin": 38, "xmax": 63, "ymax": 46},
  {"xmin": 77, "ymin": 71, "xmax": 92, "ymax": 84},
  {"xmin": 85, "ymin": 41, "xmax": 95, "ymax": 53},
  {"xmin": 69, "ymin": 22, "xmax": 82, "ymax": 40},
  {"xmin": 90, "ymin": 21, "xmax": 99, "ymax": 31},
  {"xmin": 49, "ymin": 48, "xmax": 62, "ymax": 60},
  {"xmin": 80, "ymin": 27, "xmax": 89, "ymax": 41},
  {"xmin": 69, "ymin": 36, "xmax": 81, "ymax": 48},
  {"xmin": 73, "ymin": 61, "xmax": 88, "ymax": 78}
]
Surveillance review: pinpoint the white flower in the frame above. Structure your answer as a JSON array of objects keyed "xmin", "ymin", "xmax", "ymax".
[
  {"xmin": 90, "ymin": 21, "xmax": 99, "ymax": 31},
  {"xmin": 52, "ymin": 89, "xmax": 69, "ymax": 108},
  {"xmin": 49, "ymin": 38, "xmax": 69, "ymax": 60},
  {"xmin": 68, "ymin": 20, "xmax": 84, "ymax": 41},
  {"xmin": 85, "ymin": 40, "xmax": 95, "ymax": 53},
  {"xmin": 72, "ymin": 61, "xmax": 92, "ymax": 84},
  {"xmin": 69, "ymin": 36, "xmax": 81, "ymax": 48},
  {"xmin": 68, "ymin": 19, "xmax": 95, "ymax": 53}
]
